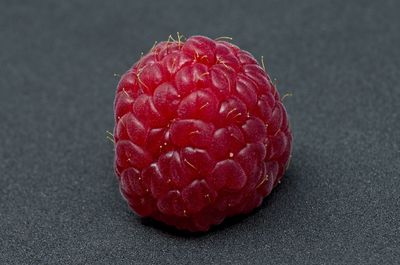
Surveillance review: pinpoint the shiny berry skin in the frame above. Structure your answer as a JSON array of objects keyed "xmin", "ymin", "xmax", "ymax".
[{"xmin": 113, "ymin": 35, "xmax": 292, "ymax": 232}]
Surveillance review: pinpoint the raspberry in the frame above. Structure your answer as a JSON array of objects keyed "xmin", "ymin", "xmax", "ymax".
[{"xmin": 113, "ymin": 35, "xmax": 292, "ymax": 232}]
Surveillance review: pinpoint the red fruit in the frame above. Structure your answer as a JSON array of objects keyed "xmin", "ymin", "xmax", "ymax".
[{"xmin": 113, "ymin": 35, "xmax": 292, "ymax": 232}]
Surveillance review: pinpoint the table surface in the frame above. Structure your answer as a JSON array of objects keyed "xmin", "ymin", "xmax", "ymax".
[{"xmin": 1, "ymin": 0, "xmax": 399, "ymax": 264}]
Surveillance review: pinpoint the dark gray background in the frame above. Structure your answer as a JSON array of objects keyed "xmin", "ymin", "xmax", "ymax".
[{"xmin": 1, "ymin": 0, "xmax": 399, "ymax": 264}]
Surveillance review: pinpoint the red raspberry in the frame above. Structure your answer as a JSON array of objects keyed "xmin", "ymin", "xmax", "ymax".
[{"xmin": 113, "ymin": 35, "xmax": 292, "ymax": 232}]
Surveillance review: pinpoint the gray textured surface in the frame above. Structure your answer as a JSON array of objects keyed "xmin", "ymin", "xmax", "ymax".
[{"xmin": 1, "ymin": 0, "xmax": 399, "ymax": 264}]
